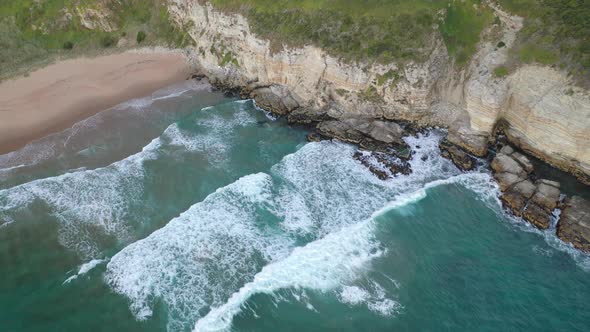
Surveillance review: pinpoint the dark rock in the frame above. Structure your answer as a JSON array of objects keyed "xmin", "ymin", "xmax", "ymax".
[
  {"xmin": 439, "ymin": 139, "xmax": 477, "ymax": 171},
  {"xmin": 288, "ymin": 107, "xmax": 332, "ymax": 124},
  {"xmin": 306, "ymin": 132, "xmax": 324, "ymax": 142},
  {"xmin": 353, "ymin": 152, "xmax": 389, "ymax": 180},
  {"xmin": 392, "ymin": 146, "xmax": 412, "ymax": 160},
  {"xmin": 500, "ymin": 191, "xmax": 528, "ymax": 216},
  {"xmin": 345, "ymin": 119, "xmax": 405, "ymax": 146},
  {"xmin": 500, "ymin": 180, "xmax": 536, "ymax": 215},
  {"xmin": 317, "ymin": 120, "xmax": 365, "ymax": 144},
  {"xmin": 250, "ymin": 85, "xmax": 299, "ymax": 115},
  {"xmin": 191, "ymin": 73, "xmax": 206, "ymax": 81},
  {"xmin": 523, "ymin": 203, "xmax": 552, "ymax": 229},
  {"xmin": 557, "ymin": 196, "xmax": 590, "ymax": 252},
  {"xmin": 353, "ymin": 151, "xmax": 411, "ymax": 180}
]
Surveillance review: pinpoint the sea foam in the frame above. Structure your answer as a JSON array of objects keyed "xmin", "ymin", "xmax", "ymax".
[
  {"xmin": 106, "ymin": 130, "xmax": 466, "ymax": 331},
  {"xmin": 0, "ymin": 100, "xmax": 260, "ymax": 258}
]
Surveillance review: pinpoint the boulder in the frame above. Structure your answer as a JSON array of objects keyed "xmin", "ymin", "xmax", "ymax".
[
  {"xmin": 439, "ymin": 139, "xmax": 477, "ymax": 171},
  {"xmin": 494, "ymin": 172, "xmax": 525, "ymax": 191},
  {"xmin": 523, "ymin": 203, "xmax": 552, "ymax": 229},
  {"xmin": 512, "ymin": 180, "xmax": 537, "ymax": 199},
  {"xmin": 556, "ymin": 196, "xmax": 590, "ymax": 252},
  {"xmin": 500, "ymin": 180, "xmax": 536, "ymax": 215},
  {"xmin": 344, "ymin": 119, "xmax": 405, "ymax": 146},
  {"xmin": 491, "ymin": 154, "xmax": 526, "ymax": 177},
  {"xmin": 316, "ymin": 121, "xmax": 365, "ymax": 144},
  {"xmin": 530, "ymin": 181, "xmax": 561, "ymax": 211},
  {"xmin": 353, "ymin": 151, "xmax": 412, "ymax": 180},
  {"xmin": 306, "ymin": 132, "xmax": 324, "ymax": 142},
  {"xmin": 251, "ymin": 85, "xmax": 299, "ymax": 115},
  {"xmin": 538, "ymin": 179, "xmax": 560, "ymax": 188},
  {"xmin": 511, "ymin": 152, "xmax": 534, "ymax": 174},
  {"xmin": 500, "ymin": 191, "xmax": 528, "ymax": 216},
  {"xmin": 288, "ymin": 107, "xmax": 331, "ymax": 124},
  {"xmin": 499, "ymin": 145, "xmax": 514, "ymax": 155}
]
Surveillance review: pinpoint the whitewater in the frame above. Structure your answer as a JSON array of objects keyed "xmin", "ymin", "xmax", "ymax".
[{"xmin": 1, "ymin": 85, "xmax": 590, "ymax": 332}]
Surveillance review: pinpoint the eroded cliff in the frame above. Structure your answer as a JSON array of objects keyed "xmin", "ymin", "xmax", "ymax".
[{"xmin": 168, "ymin": 0, "xmax": 590, "ymax": 183}]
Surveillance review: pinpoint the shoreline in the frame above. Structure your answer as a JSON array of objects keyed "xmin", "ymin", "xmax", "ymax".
[
  {"xmin": 206, "ymin": 77, "xmax": 590, "ymax": 253},
  {"xmin": 0, "ymin": 49, "xmax": 193, "ymax": 155}
]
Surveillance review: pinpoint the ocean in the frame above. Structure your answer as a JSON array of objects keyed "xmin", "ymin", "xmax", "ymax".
[{"xmin": 1, "ymin": 82, "xmax": 589, "ymax": 332}]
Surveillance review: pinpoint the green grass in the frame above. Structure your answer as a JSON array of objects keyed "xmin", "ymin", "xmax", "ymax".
[
  {"xmin": 376, "ymin": 69, "xmax": 401, "ymax": 86},
  {"xmin": 497, "ymin": 0, "xmax": 590, "ymax": 85},
  {"xmin": 493, "ymin": 65, "xmax": 510, "ymax": 77},
  {"xmin": 0, "ymin": 0, "xmax": 190, "ymax": 79},
  {"xmin": 439, "ymin": 0, "xmax": 494, "ymax": 65},
  {"xmin": 210, "ymin": 0, "xmax": 448, "ymax": 64},
  {"xmin": 210, "ymin": 1, "xmax": 499, "ymax": 66}
]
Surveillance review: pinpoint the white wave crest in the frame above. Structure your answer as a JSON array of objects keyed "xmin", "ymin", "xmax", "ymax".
[
  {"xmin": 105, "ymin": 130, "xmax": 465, "ymax": 331},
  {"xmin": 63, "ymin": 258, "xmax": 107, "ymax": 284}
]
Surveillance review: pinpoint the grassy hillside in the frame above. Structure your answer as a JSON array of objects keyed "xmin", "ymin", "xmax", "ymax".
[
  {"xmin": 210, "ymin": 0, "xmax": 589, "ymax": 84},
  {"xmin": 498, "ymin": 0, "xmax": 589, "ymax": 85},
  {"xmin": 1, "ymin": 0, "xmax": 588, "ymax": 84},
  {"xmin": 210, "ymin": 0, "xmax": 495, "ymax": 65},
  {"xmin": 0, "ymin": 0, "xmax": 190, "ymax": 79}
]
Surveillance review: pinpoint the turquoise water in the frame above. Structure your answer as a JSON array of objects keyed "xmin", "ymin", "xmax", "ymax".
[{"xmin": 1, "ymin": 85, "xmax": 589, "ymax": 331}]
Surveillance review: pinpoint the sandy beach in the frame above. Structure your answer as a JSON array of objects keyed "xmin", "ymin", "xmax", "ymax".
[{"xmin": 0, "ymin": 50, "xmax": 192, "ymax": 154}]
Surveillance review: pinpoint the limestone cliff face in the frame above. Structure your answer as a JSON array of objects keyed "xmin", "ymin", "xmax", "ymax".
[{"xmin": 168, "ymin": 0, "xmax": 590, "ymax": 183}]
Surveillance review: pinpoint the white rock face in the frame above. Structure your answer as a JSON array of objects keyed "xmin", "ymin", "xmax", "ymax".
[{"xmin": 168, "ymin": 0, "xmax": 590, "ymax": 183}]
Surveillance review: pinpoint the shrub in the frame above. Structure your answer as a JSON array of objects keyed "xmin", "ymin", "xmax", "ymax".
[
  {"xmin": 136, "ymin": 30, "xmax": 146, "ymax": 43},
  {"xmin": 493, "ymin": 66, "xmax": 510, "ymax": 77},
  {"xmin": 100, "ymin": 35, "xmax": 117, "ymax": 48},
  {"xmin": 63, "ymin": 41, "xmax": 74, "ymax": 50}
]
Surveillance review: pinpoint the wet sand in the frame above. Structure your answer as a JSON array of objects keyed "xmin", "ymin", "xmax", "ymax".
[{"xmin": 0, "ymin": 50, "xmax": 192, "ymax": 154}]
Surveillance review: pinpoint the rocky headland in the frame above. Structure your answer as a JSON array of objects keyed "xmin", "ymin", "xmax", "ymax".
[{"xmin": 172, "ymin": 1, "xmax": 590, "ymax": 251}]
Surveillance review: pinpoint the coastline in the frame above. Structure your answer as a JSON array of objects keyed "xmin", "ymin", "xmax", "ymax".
[{"xmin": 0, "ymin": 49, "xmax": 193, "ymax": 154}]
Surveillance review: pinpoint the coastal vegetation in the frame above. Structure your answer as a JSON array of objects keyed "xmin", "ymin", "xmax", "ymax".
[
  {"xmin": 0, "ymin": 0, "xmax": 187, "ymax": 79},
  {"xmin": 497, "ymin": 0, "xmax": 589, "ymax": 85},
  {"xmin": 0, "ymin": 0, "xmax": 588, "ymax": 83},
  {"xmin": 210, "ymin": 0, "xmax": 589, "ymax": 83}
]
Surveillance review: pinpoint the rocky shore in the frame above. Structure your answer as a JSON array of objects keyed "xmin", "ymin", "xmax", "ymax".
[{"xmin": 204, "ymin": 74, "xmax": 590, "ymax": 253}]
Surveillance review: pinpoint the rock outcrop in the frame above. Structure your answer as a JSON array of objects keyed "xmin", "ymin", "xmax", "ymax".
[
  {"xmin": 557, "ymin": 196, "xmax": 590, "ymax": 252},
  {"xmin": 305, "ymin": 117, "xmax": 412, "ymax": 179},
  {"xmin": 491, "ymin": 145, "xmax": 561, "ymax": 229},
  {"xmin": 439, "ymin": 139, "xmax": 477, "ymax": 171},
  {"xmin": 167, "ymin": 0, "xmax": 590, "ymax": 184}
]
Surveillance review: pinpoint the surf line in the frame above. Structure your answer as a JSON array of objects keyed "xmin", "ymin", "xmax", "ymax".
[{"xmin": 193, "ymin": 173, "xmax": 491, "ymax": 332}]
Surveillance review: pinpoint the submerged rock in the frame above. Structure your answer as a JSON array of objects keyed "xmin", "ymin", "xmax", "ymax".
[
  {"xmin": 306, "ymin": 132, "xmax": 324, "ymax": 142},
  {"xmin": 353, "ymin": 151, "xmax": 411, "ymax": 180},
  {"xmin": 439, "ymin": 139, "xmax": 477, "ymax": 171},
  {"xmin": 557, "ymin": 196, "xmax": 590, "ymax": 252}
]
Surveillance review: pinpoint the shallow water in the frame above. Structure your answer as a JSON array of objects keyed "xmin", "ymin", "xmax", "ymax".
[{"xmin": 1, "ymin": 86, "xmax": 589, "ymax": 331}]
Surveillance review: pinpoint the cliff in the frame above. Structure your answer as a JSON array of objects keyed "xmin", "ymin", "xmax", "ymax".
[{"xmin": 167, "ymin": 0, "xmax": 590, "ymax": 184}]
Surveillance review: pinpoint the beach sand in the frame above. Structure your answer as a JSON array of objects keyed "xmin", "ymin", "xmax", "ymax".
[{"xmin": 0, "ymin": 50, "xmax": 192, "ymax": 154}]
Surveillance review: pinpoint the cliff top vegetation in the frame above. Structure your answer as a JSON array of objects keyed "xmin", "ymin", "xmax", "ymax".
[
  {"xmin": 0, "ymin": 0, "xmax": 189, "ymax": 79},
  {"xmin": 210, "ymin": 0, "xmax": 589, "ymax": 84},
  {"xmin": 1, "ymin": 0, "xmax": 588, "ymax": 84}
]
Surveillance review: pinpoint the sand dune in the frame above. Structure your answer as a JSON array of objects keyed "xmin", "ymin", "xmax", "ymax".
[{"xmin": 0, "ymin": 50, "xmax": 192, "ymax": 154}]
